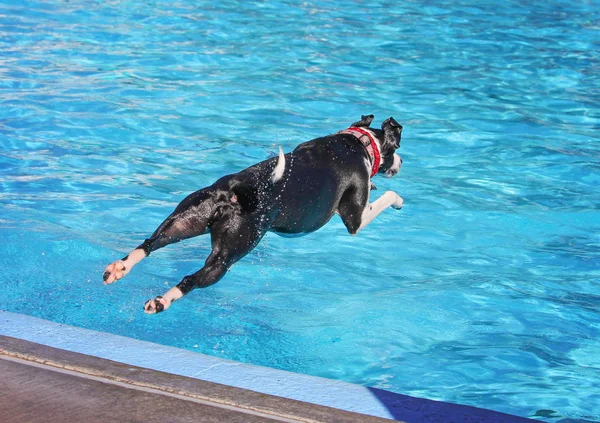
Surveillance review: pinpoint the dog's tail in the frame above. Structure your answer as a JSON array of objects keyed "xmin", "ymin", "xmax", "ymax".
[{"xmin": 271, "ymin": 146, "xmax": 286, "ymax": 183}]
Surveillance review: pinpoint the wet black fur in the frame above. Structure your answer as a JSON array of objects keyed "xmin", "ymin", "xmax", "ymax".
[{"xmin": 137, "ymin": 115, "xmax": 402, "ymax": 296}]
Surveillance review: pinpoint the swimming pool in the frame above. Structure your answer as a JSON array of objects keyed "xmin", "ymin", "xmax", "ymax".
[{"xmin": 1, "ymin": 0, "xmax": 599, "ymax": 421}]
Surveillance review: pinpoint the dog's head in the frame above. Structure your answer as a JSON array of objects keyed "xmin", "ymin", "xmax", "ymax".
[{"xmin": 353, "ymin": 115, "xmax": 403, "ymax": 178}]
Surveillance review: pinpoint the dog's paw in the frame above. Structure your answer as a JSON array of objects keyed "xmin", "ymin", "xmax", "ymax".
[
  {"xmin": 103, "ymin": 260, "xmax": 128, "ymax": 285},
  {"xmin": 392, "ymin": 194, "xmax": 404, "ymax": 210},
  {"xmin": 144, "ymin": 296, "xmax": 168, "ymax": 314}
]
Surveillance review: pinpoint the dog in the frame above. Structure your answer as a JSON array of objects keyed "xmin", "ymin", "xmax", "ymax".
[{"xmin": 103, "ymin": 115, "xmax": 404, "ymax": 314}]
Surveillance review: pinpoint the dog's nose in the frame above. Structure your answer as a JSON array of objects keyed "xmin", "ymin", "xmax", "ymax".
[{"xmin": 400, "ymin": 157, "xmax": 403, "ymax": 164}]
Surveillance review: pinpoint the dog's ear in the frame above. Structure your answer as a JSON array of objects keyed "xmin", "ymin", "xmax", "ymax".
[
  {"xmin": 351, "ymin": 114, "xmax": 374, "ymax": 128},
  {"xmin": 381, "ymin": 117, "xmax": 402, "ymax": 149}
]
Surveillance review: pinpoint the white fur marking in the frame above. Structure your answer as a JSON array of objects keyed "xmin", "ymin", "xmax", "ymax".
[
  {"xmin": 363, "ymin": 157, "xmax": 372, "ymax": 174},
  {"xmin": 104, "ymin": 248, "xmax": 147, "ymax": 285},
  {"xmin": 357, "ymin": 191, "xmax": 403, "ymax": 233},
  {"xmin": 271, "ymin": 146, "xmax": 286, "ymax": 183},
  {"xmin": 385, "ymin": 153, "xmax": 402, "ymax": 178}
]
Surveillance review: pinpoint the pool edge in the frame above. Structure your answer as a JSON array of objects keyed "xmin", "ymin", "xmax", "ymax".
[
  {"xmin": 1, "ymin": 335, "xmax": 395, "ymax": 423},
  {"xmin": 0, "ymin": 310, "xmax": 535, "ymax": 422}
]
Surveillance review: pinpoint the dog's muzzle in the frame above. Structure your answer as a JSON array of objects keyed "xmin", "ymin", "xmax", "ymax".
[{"xmin": 384, "ymin": 153, "xmax": 402, "ymax": 178}]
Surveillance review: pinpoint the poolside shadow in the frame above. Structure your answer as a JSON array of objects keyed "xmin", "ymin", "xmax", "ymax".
[{"xmin": 367, "ymin": 387, "xmax": 535, "ymax": 422}]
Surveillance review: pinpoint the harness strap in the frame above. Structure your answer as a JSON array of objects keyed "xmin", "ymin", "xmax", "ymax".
[{"xmin": 338, "ymin": 127, "xmax": 381, "ymax": 177}]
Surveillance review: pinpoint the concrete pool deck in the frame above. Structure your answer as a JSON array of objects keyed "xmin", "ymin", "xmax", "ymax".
[{"xmin": 0, "ymin": 311, "xmax": 535, "ymax": 422}]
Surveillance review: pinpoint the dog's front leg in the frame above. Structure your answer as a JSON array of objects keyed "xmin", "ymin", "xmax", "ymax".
[
  {"xmin": 338, "ymin": 187, "xmax": 403, "ymax": 235},
  {"xmin": 357, "ymin": 190, "xmax": 403, "ymax": 233}
]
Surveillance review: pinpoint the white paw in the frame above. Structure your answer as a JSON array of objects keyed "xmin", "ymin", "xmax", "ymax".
[
  {"xmin": 103, "ymin": 260, "xmax": 128, "ymax": 285},
  {"xmin": 392, "ymin": 194, "xmax": 404, "ymax": 210},
  {"xmin": 144, "ymin": 296, "xmax": 169, "ymax": 314}
]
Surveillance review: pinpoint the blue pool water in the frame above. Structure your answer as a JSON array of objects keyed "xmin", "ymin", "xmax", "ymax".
[{"xmin": 1, "ymin": 0, "xmax": 599, "ymax": 421}]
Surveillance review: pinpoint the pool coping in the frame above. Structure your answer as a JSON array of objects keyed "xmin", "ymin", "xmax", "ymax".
[
  {"xmin": 0, "ymin": 311, "xmax": 535, "ymax": 422},
  {"xmin": 1, "ymin": 335, "xmax": 393, "ymax": 422}
]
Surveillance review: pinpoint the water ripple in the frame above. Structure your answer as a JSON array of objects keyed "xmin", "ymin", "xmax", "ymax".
[{"xmin": 1, "ymin": 0, "xmax": 599, "ymax": 421}]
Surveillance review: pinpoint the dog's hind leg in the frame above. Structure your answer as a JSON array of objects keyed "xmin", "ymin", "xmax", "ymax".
[
  {"xmin": 143, "ymin": 214, "xmax": 266, "ymax": 314},
  {"xmin": 103, "ymin": 190, "xmax": 214, "ymax": 285}
]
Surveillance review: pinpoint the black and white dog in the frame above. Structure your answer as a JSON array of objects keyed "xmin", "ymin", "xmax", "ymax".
[{"xmin": 104, "ymin": 115, "xmax": 404, "ymax": 314}]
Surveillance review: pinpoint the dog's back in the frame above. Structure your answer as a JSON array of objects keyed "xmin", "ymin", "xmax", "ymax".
[{"xmin": 270, "ymin": 134, "xmax": 370, "ymax": 234}]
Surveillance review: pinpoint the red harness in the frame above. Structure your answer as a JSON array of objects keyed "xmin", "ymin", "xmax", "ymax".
[{"xmin": 338, "ymin": 127, "xmax": 381, "ymax": 177}]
